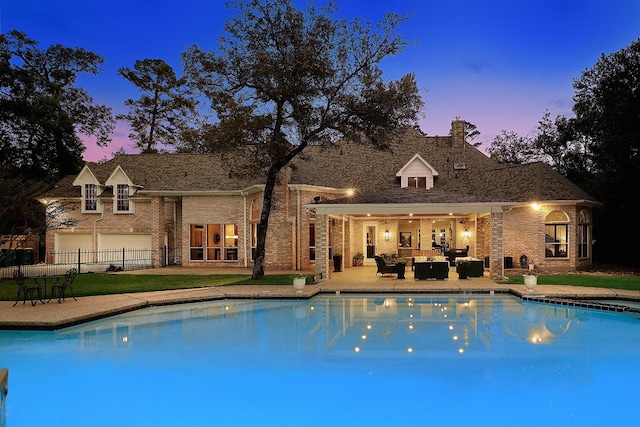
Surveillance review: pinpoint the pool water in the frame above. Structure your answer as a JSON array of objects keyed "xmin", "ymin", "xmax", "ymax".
[{"xmin": 2, "ymin": 294, "xmax": 640, "ymax": 426}]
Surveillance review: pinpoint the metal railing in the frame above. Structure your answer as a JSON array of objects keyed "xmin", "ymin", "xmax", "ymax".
[{"xmin": 0, "ymin": 246, "xmax": 182, "ymax": 279}]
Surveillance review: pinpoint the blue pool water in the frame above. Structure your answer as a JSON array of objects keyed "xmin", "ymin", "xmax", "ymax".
[{"xmin": 2, "ymin": 294, "xmax": 640, "ymax": 426}]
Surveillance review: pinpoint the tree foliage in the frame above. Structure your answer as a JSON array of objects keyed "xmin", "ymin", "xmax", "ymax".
[
  {"xmin": 117, "ymin": 59, "xmax": 195, "ymax": 153},
  {"xmin": 487, "ymin": 130, "xmax": 536, "ymax": 164},
  {"xmin": 572, "ymin": 38, "xmax": 640, "ymax": 263},
  {"xmin": 0, "ymin": 30, "xmax": 113, "ymax": 250},
  {"xmin": 182, "ymin": 0, "xmax": 423, "ymax": 279},
  {"xmin": 0, "ymin": 30, "xmax": 114, "ymax": 179}
]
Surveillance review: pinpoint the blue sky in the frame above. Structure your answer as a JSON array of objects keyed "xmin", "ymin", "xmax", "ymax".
[{"xmin": 2, "ymin": 0, "xmax": 639, "ymax": 161}]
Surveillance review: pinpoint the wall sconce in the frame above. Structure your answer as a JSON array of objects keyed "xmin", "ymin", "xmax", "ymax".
[
  {"xmin": 384, "ymin": 230, "xmax": 390, "ymax": 241},
  {"xmin": 462, "ymin": 229, "xmax": 471, "ymax": 239}
]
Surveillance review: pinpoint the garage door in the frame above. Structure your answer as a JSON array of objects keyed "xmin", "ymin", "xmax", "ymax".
[
  {"xmin": 99, "ymin": 234, "xmax": 152, "ymax": 250},
  {"xmin": 55, "ymin": 233, "xmax": 93, "ymax": 263}
]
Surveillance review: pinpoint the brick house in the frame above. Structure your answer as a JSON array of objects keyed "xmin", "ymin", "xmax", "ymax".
[{"xmin": 39, "ymin": 119, "xmax": 598, "ymax": 280}]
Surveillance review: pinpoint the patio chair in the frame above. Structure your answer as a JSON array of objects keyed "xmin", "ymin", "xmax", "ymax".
[
  {"xmin": 374, "ymin": 256, "xmax": 397, "ymax": 276},
  {"xmin": 12, "ymin": 270, "xmax": 40, "ymax": 307},
  {"xmin": 50, "ymin": 268, "xmax": 78, "ymax": 303}
]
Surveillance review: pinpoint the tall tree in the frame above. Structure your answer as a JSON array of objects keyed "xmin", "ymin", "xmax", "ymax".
[
  {"xmin": 487, "ymin": 130, "xmax": 536, "ymax": 164},
  {"xmin": 118, "ymin": 59, "xmax": 195, "ymax": 153},
  {"xmin": 0, "ymin": 30, "xmax": 114, "ymax": 179},
  {"xmin": 182, "ymin": 0, "xmax": 423, "ymax": 279},
  {"xmin": 572, "ymin": 38, "xmax": 640, "ymax": 264},
  {"xmin": 0, "ymin": 30, "xmax": 114, "ymax": 251}
]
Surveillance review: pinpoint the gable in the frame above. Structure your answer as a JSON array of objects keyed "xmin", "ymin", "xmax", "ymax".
[{"xmin": 395, "ymin": 153, "xmax": 438, "ymax": 189}]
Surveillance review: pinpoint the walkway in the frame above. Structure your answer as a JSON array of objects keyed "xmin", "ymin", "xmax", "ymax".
[{"xmin": 1, "ymin": 266, "xmax": 639, "ymax": 330}]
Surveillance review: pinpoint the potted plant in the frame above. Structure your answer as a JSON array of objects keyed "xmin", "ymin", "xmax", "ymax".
[
  {"xmin": 353, "ymin": 251, "xmax": 365, "ymax": 267},
  {"xmin": 333, "ymin": 251, "xmax": 342, "ymax": 272},
  {"xmin": 292, "ymin": 274, "xmax": 307, "ymax": 292}
]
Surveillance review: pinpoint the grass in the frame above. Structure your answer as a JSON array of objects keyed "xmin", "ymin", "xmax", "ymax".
[
  {"xmin": 2, "ymin": 271, "xmax": 639, "ymax": 302},
  {"xmin": 0, "ymin": 273, "xmax": 310, "ymax": 301},
  {"xmin": 503, "ymin": 273, "xmax": 640, "ymax": 291}
]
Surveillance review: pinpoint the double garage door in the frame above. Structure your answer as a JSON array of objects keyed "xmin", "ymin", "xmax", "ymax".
[{"xmin": 55, "ymin": 233, "xmax": 152, "ymax": 263}]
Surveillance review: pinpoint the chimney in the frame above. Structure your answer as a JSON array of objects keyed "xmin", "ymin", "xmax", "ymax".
[{"xmin": 451, "ymin": 117, "xmax": 465, "ymax": 148}]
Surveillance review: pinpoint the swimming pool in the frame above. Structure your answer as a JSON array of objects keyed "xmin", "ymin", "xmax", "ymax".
[{"xmin": 2, "ymin": 293, "xmax": 640, "ymax": 426}]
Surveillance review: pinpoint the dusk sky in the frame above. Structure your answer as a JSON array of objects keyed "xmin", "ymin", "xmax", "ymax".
[{"xmin": 2, "ymin": 0, "xmax": 639, "ymax": 161}]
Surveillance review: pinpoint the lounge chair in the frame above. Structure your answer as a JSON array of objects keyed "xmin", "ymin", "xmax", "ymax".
[
  {"xmin": 50, "ymin": 268, "xmax": 78, "ymax": 303},
  {"xmin": 374, "ymin": 255, "xmax": 397, "ymax": 276},
  {"xmin": 12, "ymin": 270, "xmax": 40, "ymax": 307}
]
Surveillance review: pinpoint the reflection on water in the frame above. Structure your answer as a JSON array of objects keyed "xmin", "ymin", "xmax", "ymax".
[
  {"xmin": 2, "ymin": 294, "xmax": 640, "ymax": 427},
  {"xmin": 41, "ymin": 294, "xmax": 626, "ymax": 363}
]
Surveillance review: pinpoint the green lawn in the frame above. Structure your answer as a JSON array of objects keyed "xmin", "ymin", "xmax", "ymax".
[
  {"xmin": 0, "ymin": 273, "xmax": 311, "ymax": 301},
  {"xmin": 503, "ymin": 273, "xmax": 640, "ymax": 291},
  {"xmin": 2, "ymin": 271, "xmax": 639, "ymax": 302}
]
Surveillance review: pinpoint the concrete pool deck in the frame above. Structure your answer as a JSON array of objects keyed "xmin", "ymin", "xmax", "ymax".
[{"xmin": 2, "ymin": 266, "xmax": 640, "ymax": 330}]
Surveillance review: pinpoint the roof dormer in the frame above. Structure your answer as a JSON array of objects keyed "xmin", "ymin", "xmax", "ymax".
[
  {"xmin": 72, "ymin": 165, "xmax": 103, "ymax": 213},
  {"xmin": 105, "ymin": 165, "xmax": 138, "ymax": 214},
  {"xmin": 396, "ymin": 154, "xmax": 438, "ymax": 189}
]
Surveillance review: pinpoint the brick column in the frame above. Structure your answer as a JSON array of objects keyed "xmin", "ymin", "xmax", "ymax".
[
  {"xmin": 314, "ymin": 213, "xmax": 329, "ymax": 281},
  {"xmin": 151, "ymin": 196, "xmax": 165, "ymax": 268},
  {"xmin": 490, "ymin": 210, "xmax": 504, "ymax": 280}
]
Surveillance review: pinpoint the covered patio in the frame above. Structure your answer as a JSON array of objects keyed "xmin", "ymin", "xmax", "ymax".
[{"xmin": 306, "ymin": 188, "xmax": 513, "ymax": 282}]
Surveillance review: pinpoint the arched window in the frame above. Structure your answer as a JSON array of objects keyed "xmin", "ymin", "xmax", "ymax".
[
  {"xmin": 545, "ymin": 210, "xmax": 569, "ymax": 258},
  {"xmin": 250, "ymin": 198, "xmax": 261, "ymax": 261},
  {"xmin": 577, "ymin": 209, "xmax": 590, "ymax": 258}
]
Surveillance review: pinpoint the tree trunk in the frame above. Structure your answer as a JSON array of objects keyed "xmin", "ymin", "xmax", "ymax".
[{"xmin": 251, "ymin": 166, "xmax": 279, "ymax": 280}]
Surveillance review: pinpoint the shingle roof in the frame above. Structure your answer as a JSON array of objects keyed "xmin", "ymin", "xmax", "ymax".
[{"xmin": 41, "ymin": 127, "xmax": 598, "ymax": 204}]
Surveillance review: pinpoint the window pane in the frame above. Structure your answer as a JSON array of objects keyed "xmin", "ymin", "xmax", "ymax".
[
  {"xmin": 189, "ymin": 224, "xmax": 204, "ymax": 260},
  {"xmin": 117, "ymin": 184, "xmax": 129, "ymax": 211},
  {"xmin": 207, "ymin": 224, "xmax": 221, "ymax": 261},
  {"xmin": 85, "ymin": 184, "xmax": 97, "ymax": 211}
]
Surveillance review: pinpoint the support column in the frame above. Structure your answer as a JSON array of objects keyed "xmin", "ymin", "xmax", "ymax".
[
  {"xmin": 490, "ymin": 210, "xmax": 505, "ymax": 280},
  {"xmin": 151, "ymin": 196, "xmax": 165, "ymax": 268},
  {"xmin": 314, "ymin": 213, "xmax": 329, "ymax": 281}
]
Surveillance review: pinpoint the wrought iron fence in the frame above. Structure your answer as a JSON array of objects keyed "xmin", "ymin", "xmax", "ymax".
[{"xmin": 0, "ymin": 246, "xmax": 182, "ymax": 279}]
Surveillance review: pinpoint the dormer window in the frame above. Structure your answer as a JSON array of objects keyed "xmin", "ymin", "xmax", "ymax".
[
  {"xmin": 116, "ymin": 184, "xmax": 130, "ymax": 212},
  {"xmin": 85, "ymin": 184, "xmax": 97, "ymax": 211},
  {"xmin": 396, "ymin": 154, "xmax": 438, "ymax": 189},
  {"xmin": 407, "ymin": 177, "xmax": 427, "ymax": 188}
]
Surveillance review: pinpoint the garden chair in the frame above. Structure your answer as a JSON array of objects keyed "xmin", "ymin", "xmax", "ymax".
[
  {"xmin": 12, "ymin": 270, "xmax": 40, "ymax": 307},
  {"xmin": 50, "ymin": 268, "xmax": 78, "ymax": 303}
]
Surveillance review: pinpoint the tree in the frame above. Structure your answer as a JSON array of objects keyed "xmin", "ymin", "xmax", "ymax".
[
  {"xmin": 0, "ymin": 30, "xmax": 114, "ymax": 179},
  {"xmin": 572, "ymin": 38, "xmax": 640, "ymax": 264},
  {"xmin": 118, "ymin": 59, "xmax": 195, "ymax": 153},
  {"xmin": 533, "ymin": 110, "xmax": 592, "ymax": 186},
  {"xmin": 182, "ymin": 0, "xmax": 423, "ymax": 279},
  {"xmin": 487, "ymin": 130, "xmax": 536, "ymax": 164},
  {"xmin": 0, "ymin": 30, "xmax": 113, "ymax": 258}
]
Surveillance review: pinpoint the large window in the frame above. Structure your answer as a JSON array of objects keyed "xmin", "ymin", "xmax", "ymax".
[
  {"xmin": 116, "ymin": 184, "xmax": 130, "ymax": 212},
  {"xmin": 190, "ymin": 223, "xmax": 239, "ymax": 261},
  {"xmin": 84, "ymin": 184, "xmax": 97, "ymax": 211},
  {"xmin": 545, "ymin": 211, "xmax": 569, "ymax": 258},
  {"xmin": 578, "ymin": 210, "xmax": 590, "ymax": 258}
]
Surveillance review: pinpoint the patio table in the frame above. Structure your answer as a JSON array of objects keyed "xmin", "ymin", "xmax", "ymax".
[{"xmin": 34, "ymin": 275, "xmax": 60, "ymax": 304}]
